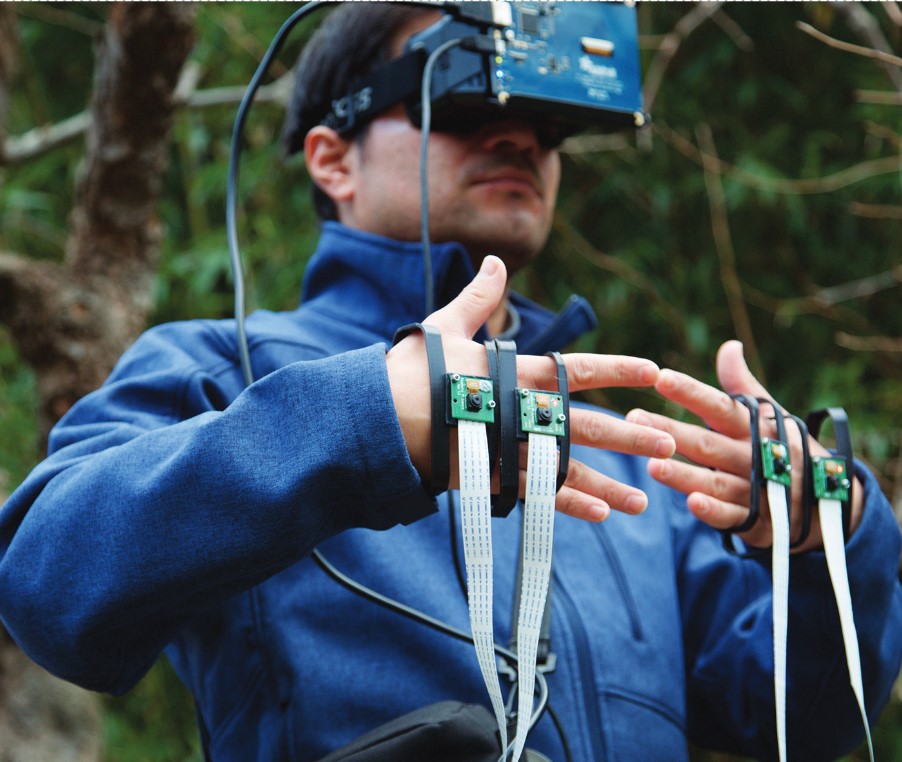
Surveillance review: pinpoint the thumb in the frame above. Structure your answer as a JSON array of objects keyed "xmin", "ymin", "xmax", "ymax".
[
  {"xmin": 425, "ymin": 255, "xmax": 507, "ymax": 338},
  {"xmin": 716, "ymin": 340, "xmax": 768, "ymax": 398}
]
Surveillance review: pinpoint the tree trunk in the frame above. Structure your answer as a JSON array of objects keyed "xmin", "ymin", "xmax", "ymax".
[
  {"xmin": 0, "ymin": 3, "xmax": 196, "ymax": 436},
  {"xmin": 0, "ymin": 4, "xmax": 196, "ymax": 759}
]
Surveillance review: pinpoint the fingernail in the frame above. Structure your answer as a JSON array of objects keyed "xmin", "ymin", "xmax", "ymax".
[
  {"xmin": 655, "ymin": 437, "xmax": 675, "ymax": 457},
  {"xmin": 625, "ymin": 495, "xmax": 647, "ymax": 513},
  {"xmin": 639, "ymin": 363, "xmax": 659, "ymax": 384},
  {"xmin": 627, "ymin": 410, "xmax": 650, "ymax": 426},
  {"xmin": 479, "ymin": 255, "xmax": 499, "ymax": 277},
  {"xmin": 656, "ymin": 369, "xmax": 676, "ymax": 390},
  {"xmin": 588, "ymin": 503, "xmax": 610, "ymax": 522}
]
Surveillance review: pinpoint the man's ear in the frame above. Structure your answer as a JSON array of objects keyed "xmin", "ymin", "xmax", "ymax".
[{"xmin": 304, "ymin": 126, "xmax": 355, "ymax": 205}]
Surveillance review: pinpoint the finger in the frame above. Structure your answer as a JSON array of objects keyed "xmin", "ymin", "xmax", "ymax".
[
  {"xmin": 626, "ymin": 409, "xmax": 749, "ymax": 474},
  {"xmin": 554, "ymin": 485, "xmax": 611, "ymax": 523},
  {"xmin": 572, "ymin": 408, "xmax": 676, "ymax": 460},
  {"xmin": 716, "ymin": 340, "xmax": 770, "ymax": 401},
  {"xmin": 685, "ymin": 491, "xmax": 767, "ymax": 537},
  {"xmin": 646, "ymin": 457, "xmax": 750, "ymax": 507},
  {"xmin": 508, "ymin": 455, "xmax": 652, "ymax": 523},
  {"xmin": 519, "ymin": 352, "xmax": 661, "ymax": 395},
  {"xmin": 560, "ymin": 458, "xmax": 649, "ymax": 515},
  {"xmin": 653, "ymin": 368, "xmax": 751, "ymax": 440},
  {"xmin": 425, "ymin": 255, "xmax": 507, "ymax": 339}
]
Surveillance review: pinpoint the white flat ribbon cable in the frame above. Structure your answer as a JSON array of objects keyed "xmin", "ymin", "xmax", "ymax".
[
  {"xmin": 506, "ymin": 365, "xmax": 568, "ymax": 762},
  {"xmin": 820, "ymin": 495, "xmax": 874, "ymax": 761},
  {"xmin": 765, "ymin": 471, "xmax": 791, "ymax": 762},
  {"xmin": 806, "ymin": 408, "xmax": 874, "ymax": 762},
  {"xmin": 450, "ymin": 349, "xmax": 568, "ymax": 762},
  {"xmin": 459, "ymin": 416, "xmax": 509, "ymax": 752},
  {"xmin": 736, "ymin": 401, "xmax": 874, "ymax": 762},
  {"xmin": 726, "ymin": 395, "xmax": 793, "ymax": 762},
  {"xmin": 510, "ymin": 430, "xmax": 557, "ymax": 762}
]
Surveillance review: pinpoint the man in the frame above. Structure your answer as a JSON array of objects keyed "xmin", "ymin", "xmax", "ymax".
[{"xmin": 0, "ymin": 4, "xmax": 899, "ymax": 761}]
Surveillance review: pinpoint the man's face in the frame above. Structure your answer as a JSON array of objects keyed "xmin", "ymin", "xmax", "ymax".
[{"xmin": 335, "ymin": 15, "xmax": 561, "ymax": 273}]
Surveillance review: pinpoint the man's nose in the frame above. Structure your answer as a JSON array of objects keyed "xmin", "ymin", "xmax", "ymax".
[{"xmin": 477, "ymin": 118, "xmax": 542, "ymax": 156}]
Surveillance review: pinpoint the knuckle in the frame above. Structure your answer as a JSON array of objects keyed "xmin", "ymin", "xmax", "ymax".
[
  {"xmin": 566, "ymin": 354, "xmax": 595, "ymax": 388},
  {"xmin": 710, "ymin": 471, "xmax": 733, "ymax": 499},
  {"xmin": 715, "ymin": 392, "xmax": 736, "ymax": 418},
  {"xmin": 696, "ymin": 430, "xmax": 720, "ymax": 459},
  {"xmin": 580, "ymin": 413, "xmax": 609, "ymax": 444}
]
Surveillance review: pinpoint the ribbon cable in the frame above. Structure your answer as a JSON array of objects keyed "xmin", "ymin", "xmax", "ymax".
[
  {"xmin": 726, "ymin": 395, "xmax": 792, "ymax": 761},
  {"xmin": 728, "ymin": 398, "xmax": 872, "ymax": 762},
  {"xmin": 394, "ymin": 325, "xmax": 568, "ymax": 761},
  {"xmin": 763, "ymin": 406, "xmax": 792, "ymax": 762},
  {"xmin": 507, "ymin": 352, "xmax": 569, "ymax": 762},
  {"xmin": 806, "ymin": 408, "xmax": 874, "ymax": 762},
  {"xmin": 395, "ymin": 322, "xmax": 508, "ymax": 746}
]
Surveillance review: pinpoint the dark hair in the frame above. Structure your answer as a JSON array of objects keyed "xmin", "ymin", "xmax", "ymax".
[{"xmin": 282, "ymin": 3, "xmax": 436, "ymax": 221}]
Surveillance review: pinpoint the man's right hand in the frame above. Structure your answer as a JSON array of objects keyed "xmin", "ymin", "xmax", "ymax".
[{"xmin": 386, "ymin": 255, "xmax": 676, "ymax": 523}]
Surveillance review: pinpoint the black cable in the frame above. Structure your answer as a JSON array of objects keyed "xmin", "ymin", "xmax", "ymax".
[
  {"xmin": 417, "ymin": 37, "xmax": 465, "ymax": 318},
  {"xmin": 310, "ymin": 547, "xmax": 549, "ymax": 733},
  {"xmin": 227, "ymin": 1, "xmax": 326, "ymax": 387},
  {"xmin": 545, "ymin": 702, "xmax": 574, "ymax": 762},
  {"xmin": 447, "ymin": 489, "xmax": 469, "ymax": 602}
]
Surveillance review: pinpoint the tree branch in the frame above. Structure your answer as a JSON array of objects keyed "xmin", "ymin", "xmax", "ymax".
[
  {"xmin": 855, "ymin": 89, "xmax": 902, "ymax": 105},
  {"xmin": 552, "ymin": 215, "xmax": 692, "ymax": 351},
  {"xmin": 797, "ymin": 17, "xmax": 902, "ymax": 90},
  {"xmin": 3, "ymin": 69, "xmax": 294, "ymax": 166},
  {"xmin": 654, "ymin": 121, "xmax": 902, "ymax": 195},
  {"xmin": 835, "ymin": 332, "xmax": 902, "ymax": 353},
  {"xmin": 812, "ymin": 264, "xmax": 902, "ymax": 306},
  {"xmin": 849, "ymin": 201, "xmax": 902, "ymax": 220},
  {"xmin": 642, "ymin": 3, "xmax": 722, "ymax": 114},
  {"xmin": 0, "ymin": 4, "xmax": 19, "ymax": 157},
  {"xmin": 695, "ymin": 123, "xmax": 764, "ymax": 383}
]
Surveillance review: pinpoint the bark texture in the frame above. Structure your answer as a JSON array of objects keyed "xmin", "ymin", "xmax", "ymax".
[
  {"xmin": 0, "ymin": 3, "xmax": 196, "ymax": 435},
  {"xmin": 0, "ymin": 5, "xmax": 197, "ymax": 758}
]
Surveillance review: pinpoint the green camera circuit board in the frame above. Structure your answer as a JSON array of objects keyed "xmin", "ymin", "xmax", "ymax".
[
  {"xmin": 518, "ymin": 388, "xmax": 565, "ymax": 437},
  {"xmin": 812, "ymin": 456, "xmax": 851, "ymax": 501},
  {"xmin": 448, "ymin": 374, "xmax": 496, "ymax": 424},
  {"xmin": 761, "ymin": 438, "xmax": 792, "ymax": 486}
]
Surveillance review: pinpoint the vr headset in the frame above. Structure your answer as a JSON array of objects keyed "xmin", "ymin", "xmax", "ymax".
[{"xmin": 317, "ymin": 0, "xmax": 647, "ymax": 146}]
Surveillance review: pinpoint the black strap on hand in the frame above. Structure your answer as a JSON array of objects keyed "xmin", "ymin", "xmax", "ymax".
[
  {"xmin": 483, "ymin": 340, "xmax": 501, "ymax": 477},
  {"xmin": 547, "ymin": 351, "xmax": 570, "ymax": 492},
  {"xmin": 491, "ymin": 339, "xmax": 520, "ymax": 518},
  {"xmin": 806, "ymin": 407, "xmax": 854, "ymax": 540},
  {"xmin": 722, "ymin": 394, "xmax": 765, "ymax": 556},
  {"xmin": 787, "ymin": 415, "xmax": 813, "ymax": 548},
  {"xmin": 392, "ymin": 322, "xmax": 449, "ymax": 496}
]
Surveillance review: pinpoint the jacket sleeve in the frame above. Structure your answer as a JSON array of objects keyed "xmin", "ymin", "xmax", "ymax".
[
  {"xmin": 0, "ymin": 329, "xmax": 435, "ymax": 695},
  {"xmin": 677, "ymin": 464, "xmax": 902, "ymax": 760}
]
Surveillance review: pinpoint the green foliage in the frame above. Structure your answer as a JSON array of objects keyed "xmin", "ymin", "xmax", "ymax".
[
  {"xmin": 102, "ymin": 659, "xmax": 201, "ymax": 762},
  {"xmin": 1, "ymin": 3, "xmax": 900, "ymax": 760},
  {"xmin": 0, "ymin": 329, "xmax": 39, "ymax": 491}
]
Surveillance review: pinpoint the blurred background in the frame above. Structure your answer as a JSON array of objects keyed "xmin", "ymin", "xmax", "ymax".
[{"xmin": 0, "ymin": 2, "xmax": 899, "ymax": 760}]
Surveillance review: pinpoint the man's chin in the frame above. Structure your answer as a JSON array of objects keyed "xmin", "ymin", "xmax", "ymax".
[{"xmin": 457, "ymin": 234, "xmax": 544, "ymax": 273}]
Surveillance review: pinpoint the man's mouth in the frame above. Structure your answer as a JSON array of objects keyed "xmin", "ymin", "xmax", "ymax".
[{"xmin": 468, "ymin": 160, "xmax": 543, "ymax": 199}]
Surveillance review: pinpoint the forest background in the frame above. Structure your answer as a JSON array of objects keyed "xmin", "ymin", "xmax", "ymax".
[{"xmin": 0, "ymin": 2, "xmax": 899, "ymax": 761}]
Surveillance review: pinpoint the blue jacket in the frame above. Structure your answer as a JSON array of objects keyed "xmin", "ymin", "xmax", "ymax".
[{"xmin": 1, "ymin": 222, "xmax": 900, "ymax": 761}]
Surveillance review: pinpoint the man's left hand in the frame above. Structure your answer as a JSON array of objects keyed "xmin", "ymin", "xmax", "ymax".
[{"xmin": 626, "ymin": 340, "xmax": 863, "ymax": 552}]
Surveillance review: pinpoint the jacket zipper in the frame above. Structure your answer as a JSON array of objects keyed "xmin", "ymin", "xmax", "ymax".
[
  {"xmin": 555, "ymin": 573, "xmax": 608, "ymax": 761},
  {"xmin": 594, "ymin": 525, "xmax": 645, "ymax": 641}
]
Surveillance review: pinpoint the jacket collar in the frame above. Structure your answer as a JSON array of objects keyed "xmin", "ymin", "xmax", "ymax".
[{"xmin": 300, "ymin": 222, "xmax": 597, "ymax": 352}]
